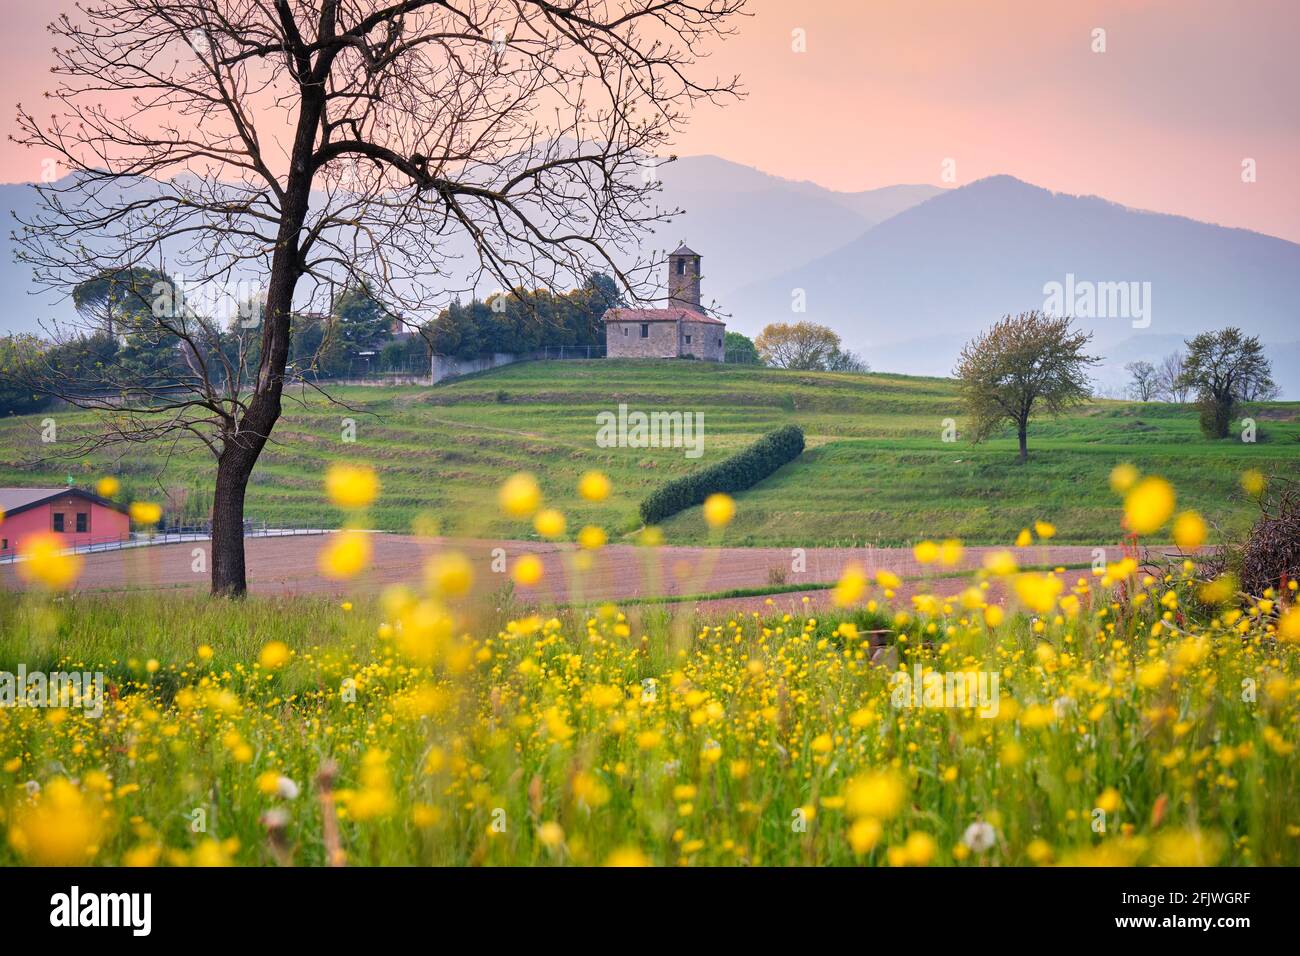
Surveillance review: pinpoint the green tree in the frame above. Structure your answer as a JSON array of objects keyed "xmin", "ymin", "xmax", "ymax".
[
  {"xmin": 0, "ymin": 336, "xmax": 52, "ymax": 416},
  {"xmin": 724, "ymin": 331, "xmax": 761, "ymax": 365},
  {"xmin": 71, "ymin": 267, "xmax": 171, "ymax": 335},
  {"xmin": 333, "ymin": 283, "xmax": 395, "ymax": 351},
  {"xmin": 1177, "ymin": 328, "xmax": 1275, "ymax": 438},
  {"xmin": 954, "ymin": 311, "xmax": 1099, "ymax": 463}
]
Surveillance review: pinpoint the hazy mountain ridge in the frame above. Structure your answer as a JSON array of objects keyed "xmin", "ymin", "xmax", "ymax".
[
  {"xmin": 726, "ymin": 174, "xmax": 1300, "ymax": 397},
  {"xmin": 2, "ymin": 162, "xmax": 1295, "ymax": 396},
  {"xmin": 0, "ymin": 156, "xmax": 941, "ymax": 334},
  {"xmin": 645, "ymin": 155, "xmax": 942, "ymax": 306}
]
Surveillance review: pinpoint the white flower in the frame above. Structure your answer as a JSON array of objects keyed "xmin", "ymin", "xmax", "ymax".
[
  {"xmin": 962, "ymin": 821, "xmax": 997, "ymax": 853},
  {"xmin": 261, "ymin": 808, "xmax": 290, "ymax": 831},
  {"xmin": 275, "ymin": 775, "xmax": 300, "ymax": 799}
]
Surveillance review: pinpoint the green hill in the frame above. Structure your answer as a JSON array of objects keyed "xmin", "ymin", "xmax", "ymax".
[{"xmin": 2, "ymin": 359, "xmax": 1296, "ymax": 547}]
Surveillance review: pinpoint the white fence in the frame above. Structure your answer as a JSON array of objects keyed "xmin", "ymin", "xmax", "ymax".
[{"xmin": 0, "ymin": 523, "xmax": 336, "ymax": 564}]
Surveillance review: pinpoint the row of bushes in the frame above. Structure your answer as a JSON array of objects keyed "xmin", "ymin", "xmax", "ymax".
[{"xmin": 639, "ymin": 424, "xmax": 805, "ymax": 525}]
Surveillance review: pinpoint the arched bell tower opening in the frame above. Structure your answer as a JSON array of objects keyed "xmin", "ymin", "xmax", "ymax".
[{"xmin": 667, "ymin": 242, "xmax": 701, "ymax": 310}]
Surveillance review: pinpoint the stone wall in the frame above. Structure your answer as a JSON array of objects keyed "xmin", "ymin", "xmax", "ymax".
[
  {"xmin": 605, "ymin": 320, "xmax": 681, "ymax": 358},
  {"xmin": 430, "ymin": 351, "xmax": 523, "ymax": 383},
  {"xmin": 680, "ymin": 320, "xmax": 725, "ymax": 361}
]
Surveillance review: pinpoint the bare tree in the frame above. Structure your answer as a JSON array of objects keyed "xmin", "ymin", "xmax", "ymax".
[
  {"xmin": 1124, "ymin": 360, "xmax": 1159, "ymax": 401},
  {"xmin": 825, "ymin": 347, "xmax": 869, "ymax": 373},
  {"xmin": 1156, "ymin": 351, "xmax": 1191, "ymax": 403},
  {"xmin": 13, "ymin": 0, "xmax": 744, "ymax": 595},
  {"xmin": 954, "ymin": 311, "xmax": 1099, "ymax": 464}
]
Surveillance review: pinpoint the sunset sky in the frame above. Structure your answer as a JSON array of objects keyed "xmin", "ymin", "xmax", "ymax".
[{"xmin": 2, "ymin": 0, "xmax": 1296, "ymax": 241}]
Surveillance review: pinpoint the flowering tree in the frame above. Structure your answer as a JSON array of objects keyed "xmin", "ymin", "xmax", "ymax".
[
  {"xmin": 954, "ymin": 311, "xmax": 1098, "ymax": 463},
  {"xmin": 14, "ymin": 0, "xmax": 744, "ymax": 595},
  {"xmin": 755, "ymin": 321, "xmax": 865, "ymax": 371}
]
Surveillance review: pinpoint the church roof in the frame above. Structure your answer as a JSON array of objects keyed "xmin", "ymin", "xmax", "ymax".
[
  {"xmin": 669, "ymin": 242, "xmax": 699, "ymax": 257},
  {"xmin": 602, "ymin": 307, "xmax": 725, "ymax": 326}
]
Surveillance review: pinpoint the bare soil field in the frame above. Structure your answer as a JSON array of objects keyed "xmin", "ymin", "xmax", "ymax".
[{"xmin": 2, "ymin": 534, "xmax": 1127, "ymax": 615}]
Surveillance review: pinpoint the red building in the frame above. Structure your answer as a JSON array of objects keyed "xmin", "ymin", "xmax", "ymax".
[{"xmin": 0, "ymin": 488, "xmax": 130, "ymax": 556}]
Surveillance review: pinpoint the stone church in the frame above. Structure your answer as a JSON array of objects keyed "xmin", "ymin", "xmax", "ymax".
[{"xmin": 603, "ymin": 243, "xmax": 726, "ymax": 361}]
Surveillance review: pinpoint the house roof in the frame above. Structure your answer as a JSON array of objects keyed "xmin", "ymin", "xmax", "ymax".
[
  {"xmin": 0, "ymin": 487, "xmax": 129, "ymax": 518},
  {"xmin": 602, "ymin": 307, "xmax": 726, "ymax": 326},
  {"xmin": 670, "ymin": 242, "xmax": 699, "ymax": 257}
]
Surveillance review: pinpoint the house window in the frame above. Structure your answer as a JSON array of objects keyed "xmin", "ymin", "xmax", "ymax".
[
  {"xmin": 622, "ymin": 326, "xmax": 628, "ymax": 336},
  {"xmin": 640, "ymin": 323, "xmax": 649, "ymax": 338},
  {"xmin": 718, "ymin": 338, "xmax": 723, "ymax": 346},
  {"xmin": 2, "ymin": 539, "xmax": 7, "ymax": 552},
  {"xmin": 676, "ymin": 259, "xmax": 685, "ymax": 275},
  {"xmin": 76, "ymin": 513, "xmax": 89, "ymax": 533},
  {"xmin": 685, "ymin": 334, "xmax": 692, "ymax": 344},
  {"xmin": 53, "ymin": 512, "xmax": 65, "ymax": 532}
]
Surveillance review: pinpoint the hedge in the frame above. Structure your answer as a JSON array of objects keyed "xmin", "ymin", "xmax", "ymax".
[{"xmin": 639, "ymin": 424, "xmax": 805, "ymax": 525}]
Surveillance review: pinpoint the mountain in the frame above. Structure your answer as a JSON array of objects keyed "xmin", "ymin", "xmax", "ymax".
[
  {"xmin": 726, "ymin": 175, "xmax": 1300, "ymax": 397},
  {"xmin": 3, "ymin": 164, "xmax": 1296, "ymax": 397},
  {"xmin": 0, "ymin": 179, "xmax": 78, "ymax": 334},
  {"xmin": 647, "ymin": 155, "xmax": 941, "ymax": 305},
  {"xmin": 0, "ymin": 158, "xmax": 941, "ymax": 338}
]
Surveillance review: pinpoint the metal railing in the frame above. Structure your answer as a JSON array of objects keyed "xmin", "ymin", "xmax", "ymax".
[
  {"xmin": 0, "ymin": 521, "xmax": 337, "ymax": 564},
  {"xmin": 530, "ymin": 345, "xmax": 606, "ymax": 360}
]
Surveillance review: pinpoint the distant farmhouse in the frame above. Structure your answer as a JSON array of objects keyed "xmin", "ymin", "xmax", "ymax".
[
  {"xmin": 0, "ymin": 487, "xmax": 129, "ymax": 556},
  {"xmin": 602, "ymin": 243, "xmax": 725, "ymax": 361}
]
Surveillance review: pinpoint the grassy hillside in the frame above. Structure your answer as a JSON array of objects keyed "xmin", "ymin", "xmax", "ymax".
[{"xmin": 1, "ymin": 359, "xmax": 1296, "ymax": 547}]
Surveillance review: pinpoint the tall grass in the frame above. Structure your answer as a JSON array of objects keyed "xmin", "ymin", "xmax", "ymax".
[
  {"xmin": 1, "ymin": 560, "xmax": 1295, "ymax": 866},
  {"xmin": 2, "ymin": 360, "xmax": 1295, "ymax": 546}
]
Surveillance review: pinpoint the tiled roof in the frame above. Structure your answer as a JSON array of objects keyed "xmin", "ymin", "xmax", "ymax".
[
  {"xmin": 670, "ymin": 242, "xmax": 699, "ymax": 257},
  {"xmin": 602, "ymin": 307, "xmax": 725, "ymax": 326},
  {"xmin": 0, "ymin": 487, "xmax": 128, "ymax": 517},
  {"xmin": 0, "ymin": 488, "xmax": 67, "ymax": 511}
]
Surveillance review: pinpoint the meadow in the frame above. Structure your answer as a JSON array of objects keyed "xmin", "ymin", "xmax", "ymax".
[
  {"xmin": 1, "ymin": 465, "xmax": 1298, "ymax": 867},
  {"xmin": 1, "ymin": 360, "xmax": 1296, "ymax": 548}
]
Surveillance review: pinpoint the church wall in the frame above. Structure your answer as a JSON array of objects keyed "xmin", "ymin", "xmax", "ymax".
[
  {"xmin": 605, "ymin": 320, "xmax": 681, "ymax": 358},
  {"xmin": 678, "ymin": 320, "xmax": 725, "ymax": 361}
]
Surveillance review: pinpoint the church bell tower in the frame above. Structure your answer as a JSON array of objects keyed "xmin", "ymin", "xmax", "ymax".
[{"xmin": 667, "ymin": 242, "xmax": 701, "ymax": 310}]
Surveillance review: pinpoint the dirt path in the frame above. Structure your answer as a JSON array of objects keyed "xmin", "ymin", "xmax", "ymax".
[{"xmin": 2, "ymin": 534, "xmax": 1121, "ymax": 615}]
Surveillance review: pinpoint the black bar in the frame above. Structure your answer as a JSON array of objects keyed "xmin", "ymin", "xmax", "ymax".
[{"xmin": 2, "ymin": 865, "xmax": 1292, "ymax": 942}]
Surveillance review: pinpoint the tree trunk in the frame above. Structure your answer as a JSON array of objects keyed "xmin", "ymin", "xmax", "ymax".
[
  {"xmin": 206, "ymin": 246, "xmax": 305, "ymax": 596},
  {"xmin": 1017, "ymin": 421, "xmax": 1028, "ymax": 463},
  {"xmin": 211, "ymin": 447, "xmax": 251, "ymax": 596},
  {"xmin": 208, "ymin": 84, "xmax": 324, "ymax": 596}
]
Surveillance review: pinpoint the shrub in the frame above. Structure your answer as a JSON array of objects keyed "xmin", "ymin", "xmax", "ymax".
[
  {"xmin": 1194, "ymin": 473, "xmax": 1300, "ymax": 600},
  {"xmin": 1239, "ymin": 478, "xmax": 1300, "ymax": 597},
  {"xmin": 639, "ymin": 424, "xmax": 804, "ymax": 525},
  {"xmin": 1197, "ymin": 394, "xmax": 1234, "ymax": 440}
]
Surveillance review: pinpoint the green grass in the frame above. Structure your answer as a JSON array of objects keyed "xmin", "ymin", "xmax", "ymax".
[
  {"xmin": 2, "ymin": 569, "xmax": 1297, "ymax": 867},
  {"xmin": 1, "ymin": 359, "xmax": 1296, "ymax": 546}
]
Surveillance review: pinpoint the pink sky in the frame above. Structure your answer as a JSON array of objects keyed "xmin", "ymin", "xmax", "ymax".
[{"xmin": 4, "ymin": 0, "xmax": 1297, "ymax": 241}]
